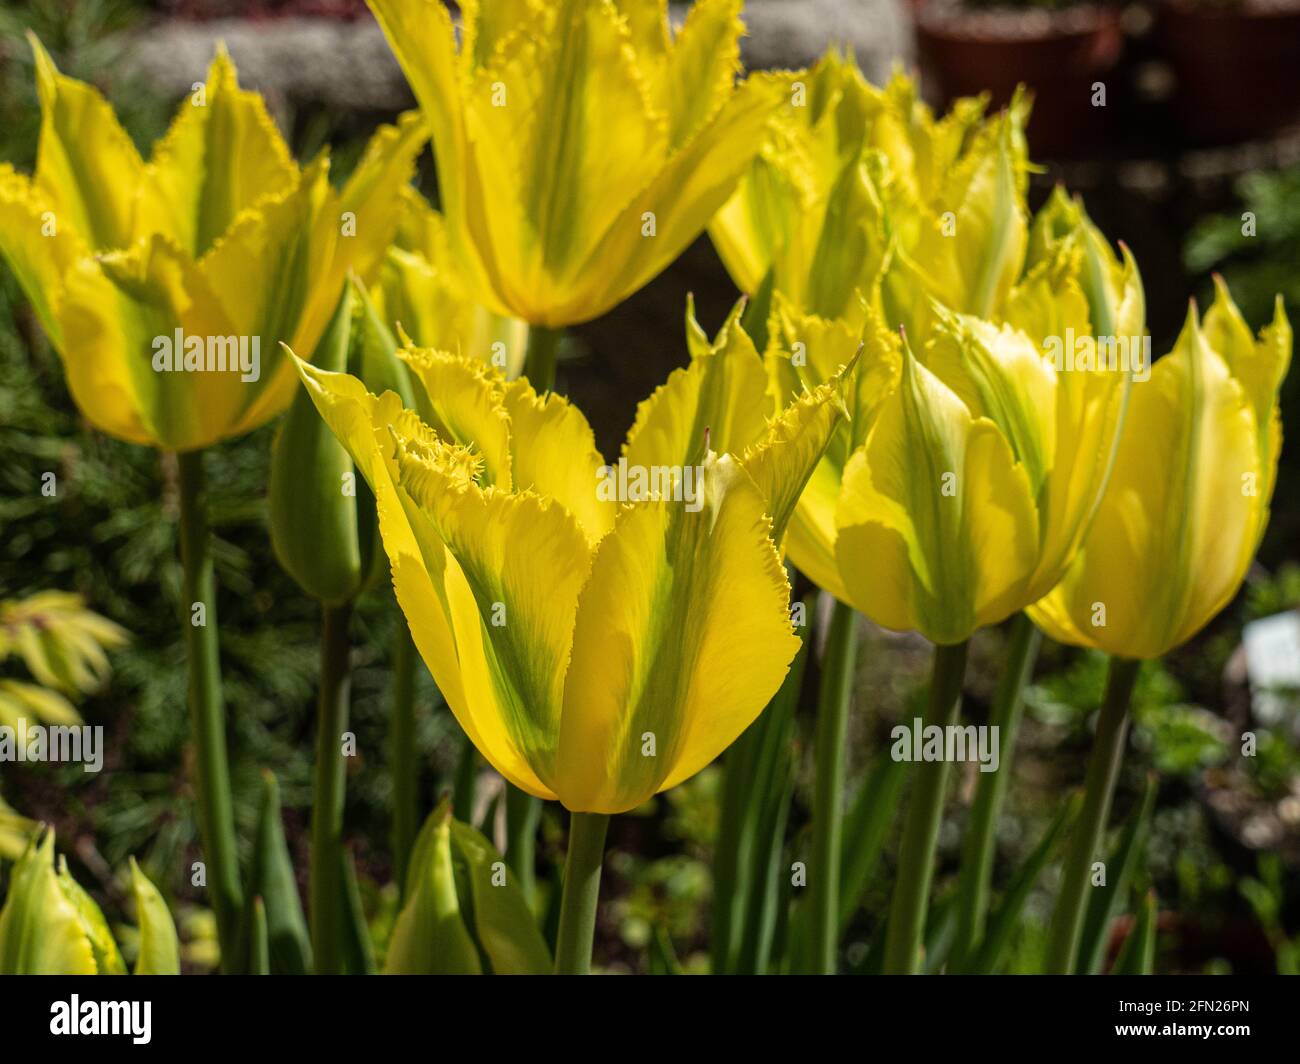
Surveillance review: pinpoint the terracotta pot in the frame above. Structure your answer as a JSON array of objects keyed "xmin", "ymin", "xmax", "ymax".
[
  {"xmin": 1157, "ymin": 0, "xmax": 1300, "ymax": 145},
  {"xmin": 914, "ymin": 3, "xmax": 1125, "ymax": 158}
]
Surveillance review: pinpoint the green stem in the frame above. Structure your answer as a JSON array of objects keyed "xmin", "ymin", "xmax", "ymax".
[
  {"xmin": 951, "ymin": 613, "xmax": 1041, "ymax": 970},
  {"xmin": 807, "ymin": 599, "xmax": 858, "ymax": 974},
  {"xmin": 310, "ymin": 600, "xmax": 353, "ymax": 974},
  {"xmin": 452, "ymin": 736, "xmax": 477, "ymax": 824},
  {"xmin": 553, "ymin": 812, "xmax": 610, "ymax": 975},
  {"xmin": 175, "ymin": 449, "xmax": 243, "ymax": 974},
  {"xmin": 390, "ymin": 624, "xmax": 418, "ymax": 897},
  {"xmin": 1044, "ymin": 655, "xmax": 1140, "ymax": 974},
  {"xmin": 506, "ymin": 783, "xmax": 541, "ymax": 908},
  {"xmin": 522, "ymin": 325, "xmax": 562, "ymax": 391},
  {"xmin": 882, "ymin": 639, "xmax": 970, "ymax": 974}
]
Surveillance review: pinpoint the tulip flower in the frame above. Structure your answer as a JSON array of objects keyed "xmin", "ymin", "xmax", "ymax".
[
  {"xmin": 0, "ymin": 37, "xmax": 426, "ymax": 971},
  {"xmin": 1033, "ymin": 282, "xmax": 1291, "ymax": 972},
  {"xmin": 366, "ymin": 0, "xmax": 790, "ymax": 329},
  {"xmin": 365, "ymin": 0, "xmax": 793, "ymax": 886},
  {"xmin": 286, "ymin": 297, "xmax": 851, "ymax": 970},
  {"xmin": 0, "ymin": 37, "xmax": 426, "ymax": 453},
  {"xmin": 1030, "ymin": 283, "xmax": 1290, "ymax": 660},
  {"xmin": 0, "ymin": 829, "xmax": 178, "ymax": 975},
  {"xmin": 769, "ymin": 199, "xmax": 1142, "ymax": 649},
  {"xmin": 710, "ymin": 51, "xmax": 1030, "ymax": 324},
  {"xmin": 756, "ymin": 188, "xmax": 1141, "ymax": 972}
]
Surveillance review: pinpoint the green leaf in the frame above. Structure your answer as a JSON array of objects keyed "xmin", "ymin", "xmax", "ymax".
[
  {"xmin": 1111, "ymin": 891, "xmax": 1157, "ymax": 975},
  {"xmin": 385, "ymin": 803, "xmax": 482, "ymax": 975},
  {"xmin": 1077, "ymin": 775, "xmax": 1157, "ymax": 975},
  {"xmin": 339, "ymin": 849, "xmax": 376, "ymax": 975},
  {"xmin": 449, "ymin": 819, "xmax": 552, "ymax": 974},
  {"xmin": 129, "ymin": 858, "xmax": 180, "ymax": 975},
  {"xmin": 648, "ymin": 925, "xmax": 682, "ymax": 975},
  {"xmin": 922, "ymin": 892, "xmax": 957, "ymax": 974},
  {"xmin": 246, "ymin": 772, "xmax": 312, "ymax": 975},
  {"xmin": 838, "ymin": 753, "xmax": 908, "ymax": 931},
  {"xmin": 249, "ymin": 897, "xmax": 270, "ymax": 975},
  {"xmin": 712, "ymin": 597, "xmax": 807, "ymax": 974},
  {"xmin": 966, "ymin": 794, "xmax": 1078, "ymax": 974}
]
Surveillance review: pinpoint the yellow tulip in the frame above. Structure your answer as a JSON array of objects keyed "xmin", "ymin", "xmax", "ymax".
[
  {"xmin": 710, "ymin": 50, "xmax": 1030, "ymax": 324},
  {"xmin": 0, "ymin": 829, "xmax": 178, "ymax": 975},
  {"xmin": 286, "ymin": 301, "xmax": 850, "ymax": 813},
  {"xmin": 367, "ymin": 0, "xmax": 790, "ymax": 327},
  {"xmin": 375, "ymin": 187, "xmax": 530, "ymax": 376},
  {"xmin": 0, "ymin": 37, "xmax": 426, "ymax": 451},
  {"xmin": 768, "ymin": 193, "xmax": 1143, "ymax": 646},
  {"xmin": 1030, "ymin": 282, "xmax": 1292, "ymax": 659}
]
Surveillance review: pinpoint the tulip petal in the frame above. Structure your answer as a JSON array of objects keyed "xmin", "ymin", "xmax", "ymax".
[
  {"xmin": 398, "ymin": 347, "xmax": 514, "ymax": 489},
  {"xmin": 28, "ymin": 34, "xmax": 146, "ymax": 252},
  {"xmin": 556, "ymin": 454, "xmax": 799, "ymax": 813},
  {"xmin": 664, "ymin": 0, "xmax": 744, "ymax": 148},
  {"xmin": 740, "ymin": 372, "xmax": 849, "ymax": 544},
  {"xmin": 885, "ymin": 117, "xmax": 1027, "ymax": 336},
  {"xmin": 500, "ymin": 377, "xmax": 616, "ymax": 543},
  {"xmin": 0, "ymin": 832, "xmax": 97, "ymax": 975},
  {"xmin": 623, "ymin": 298, "xmax": 770, "ymax": 467},
  {"xmin": 57, "ymin": 859, "xmax": 126, "ymax": 974},
  {"xmin": 1204, "ymin": 280, "xmax": 1292, "ymax": 499},
  {"xmin": 59, "ymin": 233, "xmax": 243, "ymax": 450},
  {"xmin": 393, "ymin": 436, "xmax": 595, "ymax": 792},
  {"xmin": 290, "ymin": 355, "xmax": 554, "ymax": 797},
  {"xmin": 835, "ymin": 351, "xmax": 1039, "ymax": 644},
  {"xmin": 1031, "ymin": 307, "xmax": 1266, "ymax": 658},
  {"xmin": 145, "ymin": 46, "xmax": 298, "ymax": 256},
  {"xmin": 335, "ymin": 110, "xmax": 429, "ymax": 282},
  {"xmin": 565, "ymin": 70, "xmax": 789, "ymax": 325},
  {"xmin": 709, "ymin": 49, "xmax": 875, "ymax": 300},
  {"xmin": 0, "ymin": 164, "xmax": 86, "ymax": 343},
  {"xmin": 198, "ymin": 159, "xmax": 342, "ymax": 435},
  {"xmin": 924, "ymin": 311, "xmax": 1057, "ymax": 495},
  {"xmin": 458, "ymin": 0, "xmax": 544, "ymax": 69},
  {"xmin": 367, "ymin": 0, "xmax": 466, "ymax": 219},
  {"xmin": 465, "ymin": 0, "xmax": 667, "ymax": 307}
]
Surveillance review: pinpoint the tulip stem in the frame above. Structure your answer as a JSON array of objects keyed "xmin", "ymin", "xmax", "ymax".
[
  {"xmin": 951, "ymin": 613, "xmax": 1041, "ymax": 971},
  {"xmin": 807, "ymin": 598, "xmax": 858, "ymax": 974},
  {"xmin": 1044, "ymin": 655, "xmax": 1141, "ymax": 974},
  {"xmin": 175, "ymin": 448, "xmax": 244, "ymax": 974},
  {"xmin": 452, "ymin": 736, "xmax": 477, "ymax": 824},
  {"xmin": 390, "ymin": 624, "xmax": 418, "ymax": 897},
  {"xmin": 554, "ymin": 812, "xmax": 609, "ymax": 975},
  {"xmin": 506, "ymin": 783, "xmax": 541, "ymax": 908},
  {"xmin": 882, "ymin": 639, "xmax": 969, "ymax": 974},
  {"xmin": 310, "ymin": 600, "xmax": 353, "ymax": 974},
  {"xmin": 523, "ymin": 325, "xmax": 562, "ymax": 391}
]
